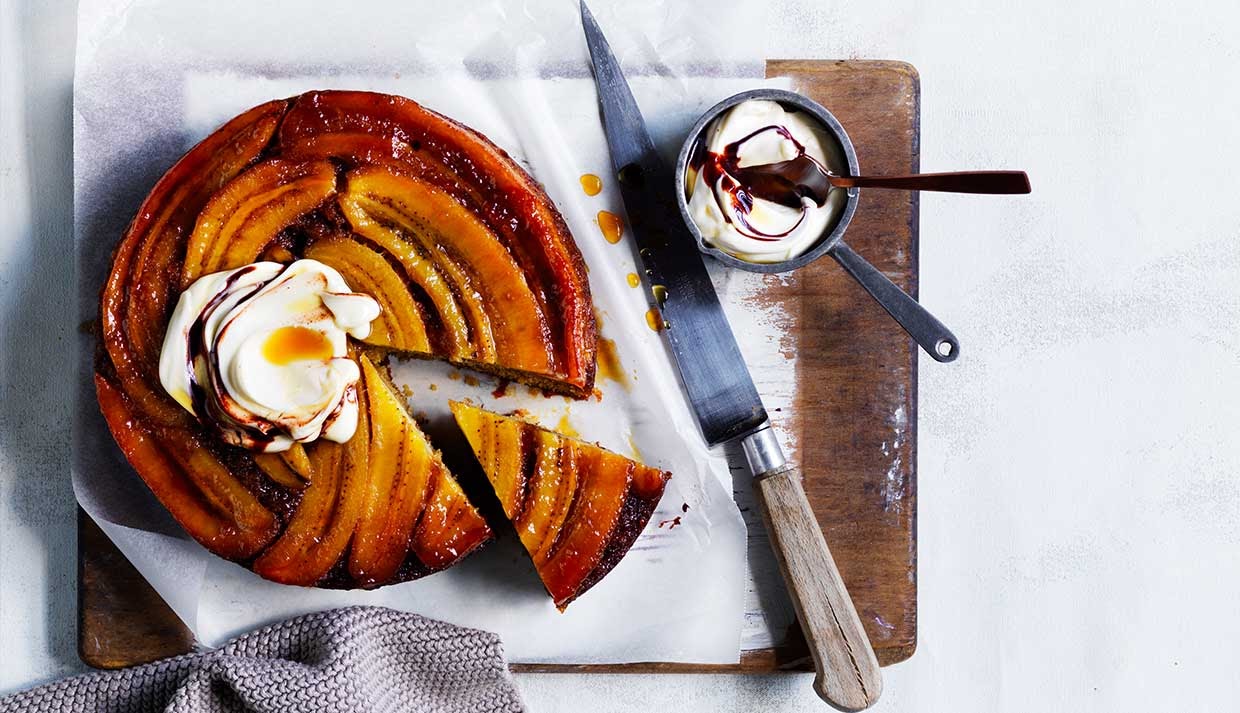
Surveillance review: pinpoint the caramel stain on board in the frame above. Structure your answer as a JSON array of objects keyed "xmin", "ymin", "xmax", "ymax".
[
  {"xmin": 580, "ymin": 174, "xmax": 602, "ymax": 196},
  {"xmin": 658, "ymin": 516, "xmax": 682, "ymax": 530},
  {"xmin": 556, "ymin": 414, "xmax": 581, "ymax": 439},
  {"xmin": 448, "ymin": 371, "xmax": 461, "ymax": 381},
  {"xmin": 491, "ymin": 379, "xmax": 511, "ymax": 398},
  {"xmin": 645, "ymin": 308, "xmax": 664, "ymax": 332},
  {"xmin": 596, "ymin": 337, "xmax": 627, "ymax": 387},
  {"xmin": 626, "ymin": 272, "xmax": 640, "ymax": 288},
  {"xmin": 463, "ymin": 375, "xmax": 480, "ymax": 387},
  {"xmin": 597, "ymin": 210, "xmax": 624, "ymax": 244}
]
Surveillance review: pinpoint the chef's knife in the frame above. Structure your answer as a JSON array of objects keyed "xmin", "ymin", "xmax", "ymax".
[{"xmin": 580, "ymin": 3, "xmax": 882, "ymax": 709}]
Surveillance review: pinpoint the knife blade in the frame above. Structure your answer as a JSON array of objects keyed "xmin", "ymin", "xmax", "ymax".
[
  {"xmin": 580, "ymin": 4, "xmax": 883, "ymax": 708},
  {"xmin": 578, "ymin": 2, "xmax": 765, "ymax": 447}
]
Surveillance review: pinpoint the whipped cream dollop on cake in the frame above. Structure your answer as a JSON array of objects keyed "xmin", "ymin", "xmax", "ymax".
[
  {"xmin": 685, "ymin": 99, "xmax": 848, "ymax": 264},
  {"xmin": 159, "ymin": 259, "xmax": 380, "ymax": 452}
]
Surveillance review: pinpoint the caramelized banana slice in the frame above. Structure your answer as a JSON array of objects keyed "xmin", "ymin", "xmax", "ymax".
[
  {"xmin": 338, "ymin": 197, "xmax": 473, "ymax": 360},
  {"xmin": 516, "ymin": 431, "xmax": 578, "ymax": 565},
  {"xmin": 96, "ymin": 374, "xmax": 278, "ymax": 560},
  {"xmin": 280, "ymin": 443, "xmax": 314, "ymax": 480},
  {"xmin": 410, "ymin": 463, "xmax": 493, "ymax": 571},
  {"xmin": 183, "ymin": 159, "xmax": 336, "ymax": 283},
  {"xmin": 539, "ymin": 446, "xmax": 632, "ymax": 606},
  {"xmin": 304, "ymin": 236, "xmax": 432, "ymax": 353},
  {"xmin": 253, "ymin": 393, "xmax": 370, "ymax": 586},
  {"xmin": 349, "ymin": 357, "xmax": 436, "ymax": 587},
  {"xmin": 452, "ymin": 401, "xmax": 528, "ymax": 517},
  {"xmin": 254, "ymin": 453, "xmax": 307, "ymax": 491},
  {"xmin": 343, "ymin": 168, "xmax": 551, "ymax": 374}
]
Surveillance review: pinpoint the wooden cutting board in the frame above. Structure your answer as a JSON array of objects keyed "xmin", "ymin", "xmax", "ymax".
[{"xmin": 78, "ymin": 59, "xmax": 919, "ymax": 672}]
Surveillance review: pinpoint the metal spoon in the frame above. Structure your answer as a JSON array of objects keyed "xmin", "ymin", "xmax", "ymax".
[{"xmin": 755, "ymin": 163, "xmax": 1031, "ymax": 197}]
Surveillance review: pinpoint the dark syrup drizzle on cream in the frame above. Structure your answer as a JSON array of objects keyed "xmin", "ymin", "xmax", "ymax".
[
  {"xmin": 185, "ymin": 263, "xmax": 347, "ymax": 450},
  {"xmin": 186, "ymin": 265, "xmax": 279, "ymax": 448},
  {"xmin": 690, "ymin": 123, "xmax": 834, "ymax": 241}
]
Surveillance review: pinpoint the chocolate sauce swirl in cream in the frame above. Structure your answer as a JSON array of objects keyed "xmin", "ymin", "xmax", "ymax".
[
  {"xmin": 685, "ymin": 99, "xmax": 848, "ymax": 263},
  {"xmin": 158, "ymin": 260, "xmax": 380, "ymax": 452}
]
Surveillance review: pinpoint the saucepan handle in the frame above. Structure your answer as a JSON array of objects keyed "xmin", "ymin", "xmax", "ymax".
[{"xmin": 829, "ymin": 241, "xmax": 959, "ymax": 362}]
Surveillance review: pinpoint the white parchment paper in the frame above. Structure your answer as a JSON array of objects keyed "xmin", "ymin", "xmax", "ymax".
[{"xmin": 72, "ymin": 0, "xmax": 785, "ymax": 664}]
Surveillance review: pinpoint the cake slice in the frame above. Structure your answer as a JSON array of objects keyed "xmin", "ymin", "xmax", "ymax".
[{"xmin": 450, "ymin": 401, "xmax": 670, "ymax": 609}]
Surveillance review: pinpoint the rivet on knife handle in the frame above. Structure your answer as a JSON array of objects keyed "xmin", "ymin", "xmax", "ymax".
[{"xmin": 747, "ymin": 431, "xmax": 883, "ymax": 710}]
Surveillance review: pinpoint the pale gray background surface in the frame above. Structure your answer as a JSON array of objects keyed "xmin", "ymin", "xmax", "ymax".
[{"xmin": 3, "ymin": 0, "xmax": 1238, "ymax": 711}]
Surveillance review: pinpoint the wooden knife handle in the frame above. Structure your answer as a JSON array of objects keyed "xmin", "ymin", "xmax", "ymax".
[{"xmin": 757, "ymin": 463, "xmax": 883, "ymax": 710}]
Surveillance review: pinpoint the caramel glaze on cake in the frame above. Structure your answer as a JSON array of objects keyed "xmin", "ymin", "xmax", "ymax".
[
  {"xmin": 451, "ymin": 402, "xmax": 671, "ymax": 610},
  {"xmin": 95, "ymin": 91, "xmax": 596, "ymax": 588}
]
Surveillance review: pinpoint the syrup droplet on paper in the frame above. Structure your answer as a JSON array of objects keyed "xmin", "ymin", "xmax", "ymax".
[
  {"xmin": 645, "ymin": 308, "xmax": 664, "ymax": 332},
  {"xmin": 556, "ymin": 414, "xmax": 581, "ymax": 439},
  {"xmin": 580, "ymin": 174, "xmax": 603, "ymax": 196},
  {"xmin": 596, "ymin": 337, "xmax": 627, "ymax": 387},
  {"xmin": 597, "ymin": 210, "xmax": 624, "ymax": 244}
]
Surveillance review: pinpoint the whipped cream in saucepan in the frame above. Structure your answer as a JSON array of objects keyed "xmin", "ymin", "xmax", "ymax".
[
  {"xmin": 159, "ymin": 260, "xmax": 380, "ymax": 452},
  {"xmin": 685, "ymin": 99, "xmax": 848, "ymax": 264}
]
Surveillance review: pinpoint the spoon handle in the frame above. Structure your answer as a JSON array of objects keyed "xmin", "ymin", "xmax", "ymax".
[
  {"xmin": 830, "ymin": 242, "xmax": 959, "ymax": 363},
  {"xmin": 831, "ymin": 170, "xmax": 1030, "ymax": 194}
]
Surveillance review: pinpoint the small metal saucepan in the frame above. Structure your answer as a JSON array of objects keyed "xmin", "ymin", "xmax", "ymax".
[{"xmin": 674, "ymin": 88, "xmax": 959, "ymax": 363}]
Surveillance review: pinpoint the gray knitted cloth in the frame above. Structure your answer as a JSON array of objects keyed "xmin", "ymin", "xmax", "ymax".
[{"xmin": 0, "ymin": 606, "xmax": 524, "ymax": 713}]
